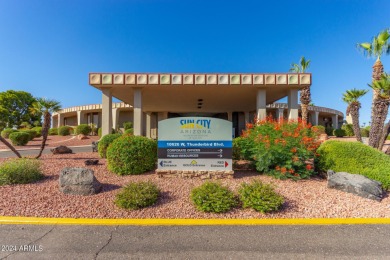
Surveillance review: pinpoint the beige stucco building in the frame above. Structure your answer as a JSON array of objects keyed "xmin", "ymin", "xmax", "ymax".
[{"xmin": 52, "ymin": 72, "xmax": 344, "ymax": 138}]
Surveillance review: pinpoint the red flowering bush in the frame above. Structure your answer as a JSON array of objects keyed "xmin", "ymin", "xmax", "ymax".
[{"xmin": 240, "ymin": 117, "xmax": 321, "ymax": 180}]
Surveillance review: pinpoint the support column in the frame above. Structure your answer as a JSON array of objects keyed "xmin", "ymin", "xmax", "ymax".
[
  {"xmin": 133, "ymin": 88, "xmax": 143, "ymax": 136},
  {"xmin": 112, "ymin": 108, "xmax": 120, "ymax": 130},
  {"xmin": 58, "ymin": 113, "xmax": 64, "ymax": 128},
  {"xmin": 288, "ymin": 89, "xmax": 299, "ymax": 120},
  {"xmin": 227, "ymin": 112, "xmax": 233, "ymax": 122},
  {"xmin": 146, "ymin": 112, "xmax": 151, "ymax": 138},
  {"xmin": 77, "ymin": 111, "xmax": 85, "ymax": 125},
  {"xmin": 256, "ymin": 89, "xmax": 267, "ymax": 121},
  {"xmin": 276, "ymin": 108, "xmax": 284, "ymax": 122},
  {"xmin": 158, "ymin": 112, "xmax": 168, "ymax": 122},
  {"xmin": 101, "ymin": 88, "xmax": 112, "ymax": 137},
  {"xmin": 332, "ymin": 114, "xmax": 339, "ymax": 129},
  {"xmin": 312, "ymin": 111, "xmax": 319, "ymax": 126}
]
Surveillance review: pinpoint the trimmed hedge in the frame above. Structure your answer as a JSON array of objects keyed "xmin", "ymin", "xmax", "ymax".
[
  {"xmin": 238, "ymin": 181, "xmax": 284, "ymax": 213},
  {"xmin": 58, "ymin": 126, "xmax": 71, "ymax": 136},
  {"xmin": 98, "ymin": 133, "xmax": 122, "ymax": 158},
  {"xmin": 360, "ymin": 128, "xmax": 369, "ymax": 138},
  {"xmin": 20, "ymin": 129, "xmax": 37, "ymax": 141},
  {"xmin": 75, "ymin": 124, "xmax": 92, "ymax": 135},
  {"xmin": 190, "ymin": 182, "xmax": 237, "ymax": 213},
  {"xmin": 0, "ymin": 158, "xmax": 43, "ymax": 185},
  {"xmin": 31, "ymin": 127, "xmax": 42, "ymax": 138},
  {"xmin": 333, "ymin": 128, "xmax": 346, "ymax": 137},
  {"xmin": 107, "ymin": 135, "xmax": 157, "ymax": 175},
  {"xmin": 124, "ymin": 129, "xmax": 133, "ymax": 135},
  {"xmin": 49, "ymin": 128, "xmax": 58, "ymax": 135},
  {"xmin": 1, "ymin": 129, "xmax": 17, "ymax": 138},
  {"xmin": 115, "ymin": 181, "xmax": 160, "ymax": 210},
  {"xmin": 123, "ymin": 122, "xmax": 133, "ymax": 130},
  {"xmin": 341, "ymin": 124, "xmax": 354, "ymax": 137},
  {"xmin": 316, "ymin": 140, "xmax": 390, "ymax": 190},
  {"xmin": 325, "ymin": 127, "xmax": 334, "ymax": 136},
  {"xmin": 9, "ymin": 132, "xmax": 30, "ymax": 146}
]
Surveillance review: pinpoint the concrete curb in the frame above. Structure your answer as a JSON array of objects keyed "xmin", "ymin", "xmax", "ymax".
[
  {"xmin": 1, "ymin": 217, "xmax": 390, "ymax": 225},
  {"xmin": 0, "ymin": 145, "xmax": 92, "ymax": 152}
]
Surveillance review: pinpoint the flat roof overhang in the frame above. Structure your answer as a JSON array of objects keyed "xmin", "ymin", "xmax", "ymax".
[{"xmin": 89, "ymin": 73, "xmax": 311, "ymax": 112}]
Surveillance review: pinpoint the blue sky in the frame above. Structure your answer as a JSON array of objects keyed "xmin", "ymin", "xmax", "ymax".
[{"xmin": 0, "ymin": 0, "xmax": 389, "ymax": 125}]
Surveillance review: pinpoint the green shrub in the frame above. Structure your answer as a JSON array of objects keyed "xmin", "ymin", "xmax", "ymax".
[
  {"xmin": 9, "ymin": 132, "xmax": 30, "ymax": 146},
  {"xmin": 98, "ymin": 128, "xmax": 117, "ymax": 138},
  {"xmin": 20, "ymin": 129, "xmax": 37, "ymax": 141},
  {"xmin": 1, "ymin": 129, "xmax": 17, "ymax": 138},
  {"xmin": 20, "ymin": 122, "xmax": 32, "ymax": 129},
  {"xmin": 115, "ymin": 181, "xmax": 160, "ymax": 210},
  {"xmin": 341, "ymin": 124, "xmax": 354, "ymax": 137},
  {"xmin": 58, "ymin": 126, "xmax": 71, "ymax": 136},
  {"xmin": 360, "ymin": 128, "xmax": 369, "ymax": 137},
  {"xmin": 190, "ymin": 182, "xmax": 237, "ymax": 213},
  {"xmin": 33, "ymin": 120, "xmax": 41, "ymax": 127},
  {"xmin": 107, "ymin": 135, "xmax": 157, "ymax": 175},
  {"xmin": 0, "ymin": 158, "xmax": 43, "ymax": 185},
  {"xmin": 98, "ymin": 133, "xmax": 122, "ymax": 158},
  {"xmin": 31, "ymin": 127, "xmax": 42, "ymax": 138},
  {"xmin": 123, "ymin": 122, "xmax": 133, "ymax": 130},
  {"xmin": 333, "ymin": 129, "xmax": 346, "ymax": 137},
  {"xmin": 311, "ymin": 125, "xmax": 325, "ymax": 134},
  {"xmin": 325, "ymin": 127, "xmax": 334, "ymax": 136},
  {"xmin": 75, "ymin": 124, "xmax": 92, "ymax": 135},
  {"xmin": 238, "ymin": 181, "xmax": 284, "ymax": 213},
  {"xmin": 49, "ymin": 128, "xmax": 58, "ymax": 135},
  {"xmin": 317, "ymin": 140, "xmax": 390, "ymax": 190},
  {"xmin": 241, "ymin": 119, "xmax": 320, "ymax": 180},
  {"xmin": 233, "ymin": 137, "xmax": 253, "ymax": 160},
  {"xmin": 124, "ymin": 128, "xmax": 133, "ymax": 135}
]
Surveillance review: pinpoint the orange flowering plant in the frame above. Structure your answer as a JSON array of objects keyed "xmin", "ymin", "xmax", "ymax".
[{"xmin": 240, "ymin": 117, "xmax": 321, "ymax": 180}]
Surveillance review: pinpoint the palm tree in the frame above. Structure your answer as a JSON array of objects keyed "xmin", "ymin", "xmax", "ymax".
[
  {"xmin": 290, "ymin": 56, "xmax": 311, "ymax": 124},
  {"xmin": 30, "ymin": 98, "xmax": 61, "ymax": 159},
  {"xmin": 0, "ymin": 136, "xmax": 22, "ymax": 158},
  {"xmin": 342, "ymin": 89, "xmax": 368, "ymax": 142},
  {"xmin": 357, "ymin": 29, "xmax": 390, "ymax": 147},
  {"xmin": 367, "ymin": 73, "xmax": 390, "ymax": 149}
]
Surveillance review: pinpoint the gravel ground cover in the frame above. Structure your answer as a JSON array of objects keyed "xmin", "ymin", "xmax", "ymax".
[
  {"xmin": 0, "ymin": 135, "xmax": 99, "ymax": 150},
  {"xmin": 1, "ymin": 152, "xmax": 389, "ymax": 219}
]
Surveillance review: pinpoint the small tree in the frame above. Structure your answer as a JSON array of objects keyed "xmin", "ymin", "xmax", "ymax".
[
  {"xmin": 342, "ymin": 88, "xmax": 368, "ymax": 142},
  {"xmin": 289, "ymin": 57, "xmax": 311, "ymax": 124},
  {"xmin": 30, "ymin": 98, "xmax": 61, "ymax": 159}
]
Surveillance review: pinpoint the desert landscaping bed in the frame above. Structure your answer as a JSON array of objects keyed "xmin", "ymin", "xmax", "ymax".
[
  {"xmin": 0, "ymin": 152, "xmax": 389, "ymax": 219},
  {"xmin": 0, "ymin": 135, "xmax": 99, "ymax": 151}
]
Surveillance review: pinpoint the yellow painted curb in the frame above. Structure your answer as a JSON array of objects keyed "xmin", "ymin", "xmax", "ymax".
[{"xmin": 1, "ymin": 217, "xmax": 390, "ymax": 225}]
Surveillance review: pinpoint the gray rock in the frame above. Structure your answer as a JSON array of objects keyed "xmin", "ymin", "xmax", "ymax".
[
  {"xmin": 92, "ymin": 141, "xmax": 99, "ymax": 152},
  {"xmin": 59, "ymin": 167, "xmax": 102, "ymax": 195},
  {"xmin": 51, "ymin": 145, "xmax": 73, "ymax": 154},
  {"xmin": 327, "ymin": 170, "xmax": 384, "ymax": 201}
]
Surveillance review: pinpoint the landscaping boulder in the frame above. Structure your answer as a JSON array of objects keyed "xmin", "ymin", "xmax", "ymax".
[
  {"xmin": 59, "ymin": 167, "xmax": 102, "ymax": 195},
  {"xmin": 327, "ymin": 170, "xmax": 384, "ymax": 201},
  {"xmin": 77, "ymin": 134, "xmax": 88, "ymax": 140},
  {"xmin": 51, "ymin": 146, "xmax": 72, "ymax": 154},
  {"xmin": 85, "ymin": 159, "xmax": 99, "ymax": 166}
]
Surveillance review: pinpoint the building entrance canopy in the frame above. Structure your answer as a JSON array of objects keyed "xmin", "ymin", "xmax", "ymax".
[{"xmin": 89, "ymin": 73, "xmax": 312, "ymax": 137}]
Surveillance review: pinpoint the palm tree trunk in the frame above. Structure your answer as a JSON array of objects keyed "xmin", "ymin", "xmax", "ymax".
[
  {"xmin": 0, "ymin": 136, "xmax": 22, "ymax": 158},
  {"xmin": 349, "ymin": 104, "xmax": 362, "ymax": 142},
  {"xmin": 301, "ymin": 103, "xmax": 308, "ymax": 124},
  {"xmin": 369, "ymin": 59, "xmax": 384, "ymax": 146},
  {"xmin": 369, "ymin": 98, "xmax": 389, "ymax": 149},
  {"xmin": 378, "ymin": 120, "xmax": 390, "ymax": 151},
  {"xmin": 35, "ymin": 112, "xmax": 51, "ymax": 159}
]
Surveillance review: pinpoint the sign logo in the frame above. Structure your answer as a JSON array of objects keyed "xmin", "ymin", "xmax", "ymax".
[{"xmin": 180, "ymin": 119, "xmax": 211, "ymax": 129}]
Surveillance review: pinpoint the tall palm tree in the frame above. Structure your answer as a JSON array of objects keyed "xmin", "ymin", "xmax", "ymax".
[
  {"xmin": 30, "ymin": 98, "xmax": 61, "ymax": 159},
  {"xmin": 290, "ymin": 56, "xmax": 311, "ymax": 124},
  {"xmin": 0, "ymin": 136, "xmax": 22, "ymax": 158},
  {"xmin": 367, "ymin": 73, "xmax": 390, "ymax": 149},
  {"xmin": 342, "ymin": 89, "xmax": 368, "ymax": 142},
  {"xmin": 357, "ymin": 29, "xmax": 390, "ymax": 147}
]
